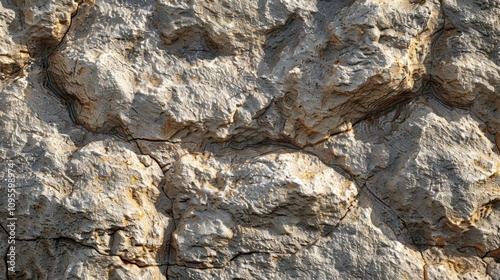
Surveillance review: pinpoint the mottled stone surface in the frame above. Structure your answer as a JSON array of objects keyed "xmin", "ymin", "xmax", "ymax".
[{"xmin": 0, "ymin": 0, "xmax": 499, "ymax": 279}]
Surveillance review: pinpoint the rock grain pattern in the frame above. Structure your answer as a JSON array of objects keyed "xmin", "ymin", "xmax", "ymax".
[{"xmin": 0, "ymin": 0, "xmax": 499, "ymax": 279}]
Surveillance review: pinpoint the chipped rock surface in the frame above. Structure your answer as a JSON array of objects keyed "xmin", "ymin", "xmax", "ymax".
[{"xmin": 0, "ymin": 0, "xmax": 499, "ymax": 279}]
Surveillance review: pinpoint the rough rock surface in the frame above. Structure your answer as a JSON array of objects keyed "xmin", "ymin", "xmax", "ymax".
[{"xmin": 0, "ymin": 0, "xmax": 499, "ymax": 279}]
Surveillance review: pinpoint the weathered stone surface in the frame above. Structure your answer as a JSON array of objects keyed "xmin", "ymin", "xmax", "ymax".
[
  {"xmin": 20, "ymin": 0, "xmax": 79, "ymax": 53},
  {"xmin": 0, "ymin": 0, "xmax": 499, "ymax": 279},
  {"xmin": 14, "ymin": 238, "xmax": 164, "ymax": 279},
  {"xmin": 0, "ymin": 2, "xmax": 28, "ymax": 79},
  {"xmin": 168, "ymin": 193, "xmax": 426, "ymax": 279},
  {"xmin": 311, "ymin": 96, "xmax": 500, "ymax": 278},
  {"xmin": 430, "ymin": 0, "xmax": 500, "ymax": 147},
  {"xmin": 0, "ymin": 67, "xmax": 173, "ymax": 277},
  {"xmin": 47, "ymin": 0, "xmax": 442, "ymax": 146},
  {"xmin": 165, "ymin": 151, "xmax": 357, "ymax": 268}
]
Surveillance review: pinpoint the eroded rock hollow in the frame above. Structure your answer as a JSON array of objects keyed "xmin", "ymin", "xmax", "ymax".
[{"xmin": 1, "ymin": 0, "xmax": 499, "ymax": 279}]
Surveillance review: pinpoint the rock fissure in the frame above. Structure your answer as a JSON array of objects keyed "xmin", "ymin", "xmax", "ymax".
[
  {"xmin": 363, "ymin": 184, "xmax": 430, "ymax": 279},
  {"xmin": 42, "ymin": 3, "xmax": 82, "ymax": 126},
  {"xmin": 1, "ymin": 0, "xmax": 498, "ymax": 278}
]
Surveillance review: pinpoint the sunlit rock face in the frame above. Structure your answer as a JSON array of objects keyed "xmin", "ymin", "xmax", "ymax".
[{"xmin": 0, "ymin": 0, "xmax": 499, "ymax": 279}]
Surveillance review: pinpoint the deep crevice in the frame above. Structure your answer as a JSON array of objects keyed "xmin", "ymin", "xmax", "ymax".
[{"xmin": 41, "ymin": 3, "xmax": 82, "ymax": 127}]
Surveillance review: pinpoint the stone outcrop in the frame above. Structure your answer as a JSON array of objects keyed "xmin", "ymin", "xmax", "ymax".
[{"xmin": 0, "ymin": 0, "xmax": 499, "ymax": 279}]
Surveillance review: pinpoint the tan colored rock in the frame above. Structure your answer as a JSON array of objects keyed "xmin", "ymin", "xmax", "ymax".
[
  {"xmin": 47, "ymin": 0, "xmax": 443, "ymax": 146},
  {"xmin": 0, "ymin": 2, "xmax": 28, "ymax": 80},
  {"xmin": 165, "ymin": 151, "xmax": 357, "ymax": 268},
  {"xmin": 20, "ymin": 0, "xmax": 80, "ymax": 53},
  {"xmin": 0, "ymin": 0, "xmax": 499, "ymax": 279},
  {"xmin": 0, "ymin": 70, "xmax": 172, "ymax": 278},
  {"xmin": 312, "ymin": 97, "xmax": 500, "ymax": 250},
  {"xmin": 168, "ymin": 193, "xmax": 426, "ymax": 279},
  {"xmin": 14, "ymin": 238, "xmax": 164, "ymax": 279},
  {"xmin": 431, "ymin": 0, "xmax": 500, "ymax": 134}
]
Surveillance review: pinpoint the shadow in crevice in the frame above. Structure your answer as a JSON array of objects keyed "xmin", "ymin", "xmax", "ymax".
[
  {"xmin": 341, "ymin": 95, "xmax": 500, "ymax": 274},
  {"xmin": 161, "ymin": 25, "xmax": 234, "ymax": 61},
  {"xmin": 262, "ymin": 15, "xmax": 304, "ymax": 70}
]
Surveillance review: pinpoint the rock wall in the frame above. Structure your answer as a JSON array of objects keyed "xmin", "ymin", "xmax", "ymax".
[{"xmin": 0, "ymin": 0, "xmax": 499, "ymax": 279}]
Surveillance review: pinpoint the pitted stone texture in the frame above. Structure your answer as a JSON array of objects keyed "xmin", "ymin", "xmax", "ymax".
[
  {"xmin": 62, "ymin": 139, "xmax": 170, "ymax": 266},
  {"xmin": 0, "ymin": 0, "xmax": 499, "ymax": 278},
  {"xmin": 431, "ymin": 0, "xmax": 500, "ymax": 135},
  {"xmin": 21, "ymin": 0, "xmax": 80, "ymax": 47},
  {"xmin": 167, "ymin": 193, "xmax": 426, "ymax": 280},
  {"xmin": 0, "ymin": 2, "xmax": 28, "ymax": 79},
  {"xmin": 0, "ymin": 72, "xmax": 171, "ymax": 278},
  {"xmin": 432, "ymin": 0, "xmax": 499, "ymax": 104},
  {"xmin": 277, "ymin": 0, "xmax": 440, "ymax": 145},
  {"xmin": 424, "ymin": 246, "xmax": 496, "ymax": 280},
  {"xmin": 165, "ymin": 151, "xmax": 358, "ymax": 268},
  {"xmin": 312, "ymin": 97, "xmax": 500, "ymax": 253},
  {"xmin": 5, "ymin": 138, "xmax": 172, "ymax": 267},
  {"xmin": 13, "ymin": 238, "xmax": 164, "ymax": 279},
  {"xmin": 48, "ymin": 0, "xmax": 441, "ymax": 146},
  {"xmin": 48, "ymin": 0, "xmax": 312, "ymax": 141}
]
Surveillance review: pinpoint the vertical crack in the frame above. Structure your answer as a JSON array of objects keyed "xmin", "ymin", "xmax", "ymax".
[
  {"xmin": 314, "ymin": 145, "xmax": 431, "ymax": 280},
  {"xmin": 128, "ymin": 139, "xmax": 177, "ymax": 279},
  {"xmin": 363, "ymin": 185, "xmax": 429, "ymax": 280},
  {"xmin": 42, "ymin": 3, "xmax": 82, "ymax": 125},
  {"xmin": 291, "ymin": 191, "xmax": 360, "ymax": 256},
  {"xmin": 427, "ymin": 0, "xmax": 448, "ymax": 103}
]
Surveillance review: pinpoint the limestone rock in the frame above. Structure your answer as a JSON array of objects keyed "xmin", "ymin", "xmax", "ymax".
[
  {"xmin": 20, "ymin": 0, "xmax": 80, "ymax": 53},
  {"xmin": 0, "ymin": 70, "xmax": 172, "ymax": 277},
  {"xmin": 431, "ymin": 0, "xmax": 500, "ymax": 137},
  {"xmin": 313, "ymin": 97, "xmax": 500, "ymax": 246},
  {"xmin": 0, "ymin": 0, "xmax": 499, "ymax": 279},
  {"xmin": 168, "ymin": 193, "xmax": 426, "ymax": 280},
  {"xmin": 47, "ymin": 0, "xmax": 441, "ymax": 146},
  {"xmin": 14, "ymin": 238, "xmax": 164, "ymax": 279},
  {"xmin": 0, "ymin": 2, "xmax": 28, "ymax": 79},
  {"xmin": 165, "ymin": 151, "xmax": 357, "ymax": 268}
]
